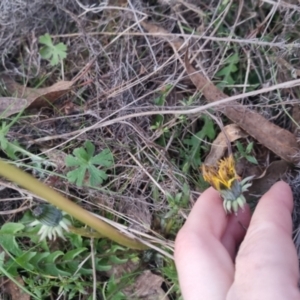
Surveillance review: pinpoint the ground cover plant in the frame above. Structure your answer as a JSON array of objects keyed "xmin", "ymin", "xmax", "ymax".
[{"xmin": 1, "ymin": 0, "xmax": 300, "ymax": 298}]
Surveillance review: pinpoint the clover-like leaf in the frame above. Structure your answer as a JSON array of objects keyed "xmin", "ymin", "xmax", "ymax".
[
  {"xmin": 66, "ymin": 166, "xmax": 86, "ymax": 187},
  {"xmin": 89, "ymin": 165, "xmax": 108, "ymax": 186},
  {"xmin": 39, "ymin": 33, "xmax": 67, "ymax": 66},
  {"xmin": 65, "ymin": 155, "xmax": 81, "ymax": 167},
  {"xmin": 91, "ymin": 148, "xmax": 113, "ymax": 167},
  {"xmin": 85, "ymin": 140, "xmax": 95, "ymax": 158},
  {"xmin": 65, "ymin": 141, "xmax": 113, "ymax": 186}
]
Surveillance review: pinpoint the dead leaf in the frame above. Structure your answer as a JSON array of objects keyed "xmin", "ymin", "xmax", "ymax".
[
  {"xmin": 139, "ymin": 64, "xmax": 148, "ymax": 75},
  {"xmin": 245, "ymin": 160, "xmax": 290, "ymax": 202},
  {"xmin": 124, "ymin": 199, "xmax": 152, "ymax": 232},
  {"xmin": 291, "ymin": 103, "xmax": 300, "ymax": 135},
  {"xmin": 140, "ymin": 21, "xmax": 185, "ymax": 51},
  {"xmin": 204, "ymin": 124, "xmax": 248, "ymax": 166},
  {"xmin": 3, "ymin": 276, "xmax": 30, "ymax": 300},
  {"xmin": 132, "ymin": 270, "xmax": 167, "ymax": 300},
  {"xmin": 0, "ymin": 97, "xmax": 28, "ymax": 118},
  {"xmin": 105, "ymin": 261, "xmax": 168, "ymax": 299},
  {"xmin": 1, "ymin": 75, "xmax": 73, "ymax": 109}
]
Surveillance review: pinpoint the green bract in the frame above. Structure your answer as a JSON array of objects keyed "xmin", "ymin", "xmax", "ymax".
[
  {"xmin": 220, "ymin": 176, "xmax": 253, "ymax": 214},
  {"xmin": 29, "ymin": 204, "xmax": 71, "ymax": 241}
]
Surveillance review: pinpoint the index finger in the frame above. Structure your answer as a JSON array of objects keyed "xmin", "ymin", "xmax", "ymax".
[
  {"xmin": 228, "ymin": 181, "xmax": 300, "ymax": 299},
  {"xmin": 175, "ymin": 187, "xmax": 249, "ymax": 299}
]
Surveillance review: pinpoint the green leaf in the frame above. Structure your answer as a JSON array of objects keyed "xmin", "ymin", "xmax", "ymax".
[
  {"xmin": 0, "ymin": 136, "xmax": 8, "ymax": 150},
  {"xmin": 227, "ymin": 52, "xmax": 239, "ymax": 64},
  {"xmin": 15, "ymin": 251, "xmax": 36, "ymax": 271},
  {"xmin": 0, "ymin": 223, "xmax": 24, "ymax": 256},
  {"xmin": 182, "ymin": 183, "xmax": 190, "ymax": 205},
  {"xmin": 39, "ymin": 46, "xmax": 52, "ymax": 59},
  {"xmin": 88, "ymin": 165, "xmax": 107, "ymax": 186},
  {"xmin": 67, "ymin": 233, "xmax": 83, "ymax": 248},
  {"xmin": 90, "ymin": 148, "xmax": 113, "ymax": 166},
  {"xmin": 29, "ymin": 252, "xmax": 49, "ymax": 273},
  {"xmin": 5, "ymin": 140, "xmax": 20, "ymax": 160},
  {"xmin": 109, "ymin": 255, "xmax": 128, "ymax": 264},
  {"xmin": 110, "ymin": 244, "xmax": 126, "ymax": 252},
  {"xmin": 39, "ymin": 33, "xmax": 53, "ymax": 47},
  {"xmin": 50, "ymin": 43, "xmax": 67, "ymax": 66},
  {"xmin": 41, "ymin": 250, "xmax": 70, "ymax": 276},
  {"xmin": 236, "ymin": 141, "xmax": 245, "ymax": 154},
  {"xmin": 201, "ymin": 115, "xmax": 215, "ymax": 139},
  {"xmin": 216, "ymin": 52, "xmax": 239, "ymax": 88},
  {"xmin": 67, "ymin": 261, "xmax": 92, "ymax": 275},
  {"xmin": 65, "ymin": 155, "xmax": 81, "ymax": 167},
  {"xmin": 216, "ymin": 65, "xmax": 237, "ymax": 76},
  {"xmin": 84, "ymin": 140, "xmax": 95, "ymax": 158},
  {"xmin": 95, "ymin": 258, "xmax": 112, "ymax": 272},
  {"xmin": 65, "ymin": 142, "xmax": 113, "ymax": 187},
  {"xmin": 0, "ymin": 252, "xmax": 4, "ymax": 267},
  {"xmin": 246, "ymin": 155, "xmax": 258, "ymax": 164},
  {"xmin": 73, "ymin": 147, "xmax": 88, "ymax": 161},
  {"xmin": 174, "ymin": 192, "xmax": 182, "ymax": 203},
  {"xmin": 64, "ymin": 248, "xmax": 87, "ymax": 261},
  {"xmin": 67, "ymin": 166, "xmax": 86, "ymax": 186},
  {"xmin": 39, "ymin": 33, "xmax": 67, "ymax": 66},
  {"xmin": 245, "ymin": 142, "xmax": 254, "ymax": 154},
  {"xmin": 105, "ymin": 276, "xmax": 126, "ymax": 299},
  {"xmin": 182, "ymin": 115, "xmax": 215, "ymax": 170}
]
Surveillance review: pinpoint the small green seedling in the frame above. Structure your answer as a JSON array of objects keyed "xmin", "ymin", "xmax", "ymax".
[
  {"xmin": 182, "ymin": 115, "xmax": 215, "ymax": 172},
  {"xmin": 39, "ymin": 33, "xmax": 67, "ymax": 66},
  {"xmin": 150, "ymin": 85, "xmax": 172, "ymax": 131},
  {"xmin": 0, "ymin": 109, "xmax": 30, "ymax": 160},
  {"xmin": 235, "ymin": 141, "xmax": 258, "ymax": 164},
  {"xmin": 66, "ymin": 141, "xmax": 113, "ymax": 186},
  {"xmin": 216, "ymin": 52, "xmax": 239, "ymax": 89}
]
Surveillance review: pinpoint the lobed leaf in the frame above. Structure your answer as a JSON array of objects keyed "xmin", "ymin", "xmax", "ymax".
[
  {"xmin": 0, "ymin": 223, "xmax": 25, "ymax": 256},
  {"xmin": 73, "ymin": 147, "xmax": 89, "ymax": 161},
  {"xmin": 15, "ymin": 251, "xmax": 36, "ymax": 271},
  {"xmin": 39, "ymin": 34, "xmax": 67, "ymax": 66},
  {"xmin": 39, "ymin": 33, "xmax": 53, "ymax": 47},
  {"xmin": 65, "ymin": 155, "xmax": 81, "ymax": 167},
  {"xmin": 65, "ymin": 142, "xmax": 113, "ymax": 187},
  {"xmin": 88, "ymin": 165, "xmax": 107, "ymax": 186},
  {"xmin": 90, "ymin": 148, "xmax": 113, "ymax": 166},
  {"xmin": 84, "ymin": 140, "xmax": 95, "ymax": 158},
  {"xmin": 67, "ymin": 166, "xmax": 86, "ymax": 186}
]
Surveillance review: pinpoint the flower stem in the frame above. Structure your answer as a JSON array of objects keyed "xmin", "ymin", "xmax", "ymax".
[{"xmin": 0, "ymin": 159, "xmax": 147, "ymax": 250}]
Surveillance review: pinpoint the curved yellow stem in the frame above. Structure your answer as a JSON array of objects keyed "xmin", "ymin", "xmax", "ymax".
[{"xmin": 0, "ymin": 160, "xmax": 147, "ymax": 250}]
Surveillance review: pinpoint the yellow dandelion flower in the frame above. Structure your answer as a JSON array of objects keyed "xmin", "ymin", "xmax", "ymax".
[
  {"xmin": 201, "ymin": 155, "xmax": 253, "ymax": 214},
  {"xmin": 202, "ymin": 155, "xmax": 238, "ymax": 190}
]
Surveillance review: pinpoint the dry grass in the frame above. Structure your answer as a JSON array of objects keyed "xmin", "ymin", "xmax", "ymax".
[{"xmin": 2, "ymin": 0, "xmax": 300, "ymax": 297}]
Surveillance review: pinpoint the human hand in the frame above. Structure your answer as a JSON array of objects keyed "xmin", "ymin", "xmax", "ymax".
[{"xmin": 175, "ymin": 181, "xmax": 300, "ymax": 300}]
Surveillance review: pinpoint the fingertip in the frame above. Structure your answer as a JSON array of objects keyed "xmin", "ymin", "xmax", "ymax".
[
  {"xmin": 254, "ymin": 180, "xmax": 294, "ymax": 224},
  {"xmin": 237, "ymin": 180, "xmax": 295, "ymax": 261},
  {"xmin": 232, "ymin": 181, "xmax": 299, "ymax": 298},
  {"xmin": 266, "ymin": 180, "xmax": 293, "ymax": 211},
  {"xmin": 185, "ymin": 187, "xmax": 228, "ymax": 239},
  {"xmin": 175, "ymin": 187, "xmax": 235, "ymax": 299}
]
